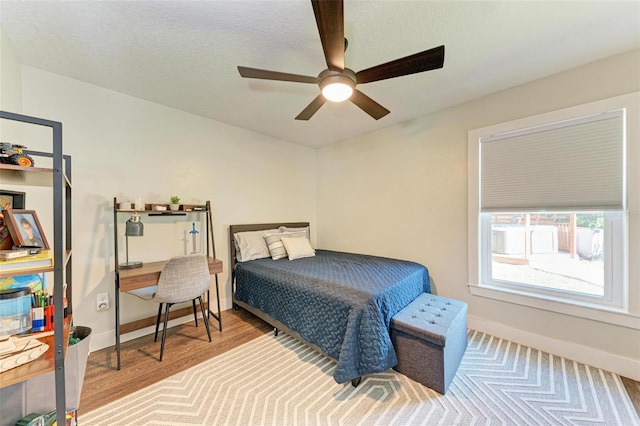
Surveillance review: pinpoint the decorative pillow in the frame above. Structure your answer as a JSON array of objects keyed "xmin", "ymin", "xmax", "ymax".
[
  {"xmin": 281, "ymin": 237, "xmax": 316, "ymax": 261},
  {"xmin": 278, "ymin": 226, "xmax": 310, "ymax": 240},
  {"xmin": 264, "ymin": 231, "xmax": 307, "ymax": 260},
  {"xmin": 234, "ymin": 229, "xmax": 278, "ymax": 262}
]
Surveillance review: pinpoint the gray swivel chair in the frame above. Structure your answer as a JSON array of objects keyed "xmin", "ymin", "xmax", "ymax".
[{"xmin": 153, "ymin": 254, "xmax": 212, "ymax": 361}]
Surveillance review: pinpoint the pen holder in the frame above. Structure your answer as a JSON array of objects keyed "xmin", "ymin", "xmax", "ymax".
[
  {"xmin": 32, "ymin": 304, "xmax": 63, "ymax": 332},
  {"xmin": 32, "ymin": 306, "xmax": 45, "ymax": 332}
]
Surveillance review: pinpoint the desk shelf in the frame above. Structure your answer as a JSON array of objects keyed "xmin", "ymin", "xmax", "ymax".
[
  {"xmin": 112, "ymin": 198, "xmax": 222, "ymax": 370},
  {"xmin": 116, "ymin": 203, "xmax": 207, "ymax": 214}
]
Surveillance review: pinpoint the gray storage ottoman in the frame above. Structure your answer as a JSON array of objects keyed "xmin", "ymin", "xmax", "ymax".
[{"xmin": 390, "ymin": 293, "xmax": 468, "ymax": 394}]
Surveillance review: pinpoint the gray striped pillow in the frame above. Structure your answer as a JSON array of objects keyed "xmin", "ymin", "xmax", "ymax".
[{"xmin": 264, "ymin": 231, "xmax": 307, "ymax": 260}]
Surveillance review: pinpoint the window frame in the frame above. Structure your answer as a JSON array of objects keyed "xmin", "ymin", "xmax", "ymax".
[{"xmin": 468, "ymin": 93, "xmax": 639, "ymax": 329}]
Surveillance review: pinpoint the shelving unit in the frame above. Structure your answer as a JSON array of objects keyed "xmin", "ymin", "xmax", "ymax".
[
  {"xmin": 112, "ymin": 198, "xmax": 221, "ymax": 370},
  {"xmin": 0, "ymin": 111, "xmax": 72, "ymax": 426}
]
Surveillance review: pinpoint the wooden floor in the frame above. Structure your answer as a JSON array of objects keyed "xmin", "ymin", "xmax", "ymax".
[
  {"xmin": 79, "ymin": 308, "xmax": 272, "ymax": 415},
  {"xmin": 624, "ymin": 376, "xmax": 640, "ymax": 416},
  {"xmin": 79, "ymin": 308, "xmax": 640, "ymax": 418}
]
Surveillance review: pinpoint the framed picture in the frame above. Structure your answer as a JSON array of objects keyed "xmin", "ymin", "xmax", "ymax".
[
  {"xmin": 0, "ymin": 214, "xmax": 12, "ymax": 250},
  {"xmin": 4, "ymin": 209, "xmax": 50, "ymax": 250},
  {"xmin": 0, "ymin": 190, "xmax": 26, "ymax": 210},
  {"xmin": 0, "ymin": 191, "xmax": 25, "ymax": 250}
]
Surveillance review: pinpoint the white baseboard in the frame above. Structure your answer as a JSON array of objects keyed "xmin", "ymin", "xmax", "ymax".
[
  {"xmin": 468, "ymin": 314, "xmax": 640, "ymax": 381},
  {"xmin": 90, "ymin": 313, "xmax": 203, "ymax": 353}
]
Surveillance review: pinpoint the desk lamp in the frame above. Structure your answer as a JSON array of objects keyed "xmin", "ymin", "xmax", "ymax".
[{"xmin": 120, "ymin": 213, "xmax": 144, "ymax": 269}]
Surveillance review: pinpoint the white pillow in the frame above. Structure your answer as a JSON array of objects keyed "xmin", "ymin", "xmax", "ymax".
[
  {"xmin": 278, "ymin": 226, "xmax": 310, "ymax": 240},
  {"xmin": 234, "ymin": 229, "xmax": 278, "ymax": 262},
  {"xmin": 281, "ymin": 237, "xmax": 316, "ymax": 261},
  {"xmin": 264, "ymin": 231, "xmax": 307, "ymax": 260}
]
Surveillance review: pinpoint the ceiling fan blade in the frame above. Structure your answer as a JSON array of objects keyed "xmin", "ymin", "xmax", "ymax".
[
  {"xmin": 238, "ymin": 66, "xmax": 318, "ymax": 84},
  {"xmin": 295, "ymin": 94, "xmax": 327, "ymax": 120},
  {"xmin": 350, "ymin": 89, "xmax": 390, "ymax": 120},
  {"xmin": 355, "ymin": 45, "xmax": 445, "ymax": 84},
  {"xmin": 311, "ymin": 0, "xmax": 345, "ymax": 71}
]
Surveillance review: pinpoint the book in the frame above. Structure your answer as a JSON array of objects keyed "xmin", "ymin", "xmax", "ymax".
[
  {"xmin": 0, "ymin": 274, "xmax": 44, "ymax": 292},
  {"xmin": 0, "ymin": 249, "xmax": 51, "ymax": 265},
  {"xmin": 0, "ymin": 250, "xmax": 53, "ymax": 272},
  {"xmin": 0, "ymin": 249, "xmax": 30, "ymax": 260}
]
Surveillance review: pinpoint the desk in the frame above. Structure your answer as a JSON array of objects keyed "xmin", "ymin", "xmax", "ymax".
[
  {"xmin": 119, "ymin": 258, "xmax": 222, "ymax": 292},
  {"xmin": 114, "ymin": 257, "xmax": 223, "ymax": 370}
]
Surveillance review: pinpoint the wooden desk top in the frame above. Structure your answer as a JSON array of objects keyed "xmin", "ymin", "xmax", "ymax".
[{"xmin": 118, "ymin": 257, "xmax": 223, "ymax": 292}]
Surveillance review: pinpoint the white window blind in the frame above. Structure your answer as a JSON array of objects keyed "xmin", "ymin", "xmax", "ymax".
[{"xmin": 480, "ymin": 110, "xmax": 624, "ymax": 212}]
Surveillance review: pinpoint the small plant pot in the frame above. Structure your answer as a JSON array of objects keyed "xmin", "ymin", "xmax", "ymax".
[{"xmin": 169, "ymin": 203, "xmax": 180, "ymax": 212}]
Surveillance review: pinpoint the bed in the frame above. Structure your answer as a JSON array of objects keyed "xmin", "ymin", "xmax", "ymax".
[{"xmin": 230, "ymin": 222, "xmax": 431, "ymax": 385}]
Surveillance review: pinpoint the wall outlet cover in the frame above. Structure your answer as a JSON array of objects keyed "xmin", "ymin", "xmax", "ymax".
[{"xmin": 97, "ymin": 293, "xmax": 109, "ymax": 311}]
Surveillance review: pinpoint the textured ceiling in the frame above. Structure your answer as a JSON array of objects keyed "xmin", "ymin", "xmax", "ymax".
[{"xmin": 1, "ymin": 1, "xmax": 639, "ymax": 148}]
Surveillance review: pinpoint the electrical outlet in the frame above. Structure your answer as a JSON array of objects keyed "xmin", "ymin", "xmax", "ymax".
[{"xmin": 97, "ymin": 293, "xmax": 109, "ymax": 311}]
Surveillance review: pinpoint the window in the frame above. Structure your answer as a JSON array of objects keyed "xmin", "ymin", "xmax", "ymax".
[
  {"xmin": 468, "ymin": 93, "xmax": 638, "ymax": 326},
  {"xmin": 480, "ymin": 211, "xmax": 624, "ymax": 309}
]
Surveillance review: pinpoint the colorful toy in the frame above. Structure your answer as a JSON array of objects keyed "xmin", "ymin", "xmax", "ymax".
[{"xmin": 0, "ymin": 142, "xmax": 34, "ymax": 167}]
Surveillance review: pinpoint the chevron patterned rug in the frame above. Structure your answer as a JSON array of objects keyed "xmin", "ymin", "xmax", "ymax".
[{"xmin": 80, "ymin": 330, "xmax": 639, "ymax": 425}]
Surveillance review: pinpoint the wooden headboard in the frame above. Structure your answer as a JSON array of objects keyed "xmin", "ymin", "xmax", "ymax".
[{"xmin": 229, "ymin": 222, "xmax": 310, "ymax": 290}]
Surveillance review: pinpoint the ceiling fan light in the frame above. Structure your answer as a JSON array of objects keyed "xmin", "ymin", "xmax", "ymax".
[
  {"xmin": 322, "ymin": 82, "xmax": 353, "ymax": 102},
  {"xmin": 319, "ymin": 74, "xmax": 355, "ymax": 102}
]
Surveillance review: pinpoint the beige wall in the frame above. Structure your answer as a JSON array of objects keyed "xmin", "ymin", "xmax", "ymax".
[
  {"xmin": 317, "ymin": 49, "xmax": 640, "ymax": 379},
  {"xmin": 17, "ymin": 66, "xmax": 317, "ymax": 349},
  {"xmin": 0, "ymin": 26, "xmax": 23, "ymax": 139}
]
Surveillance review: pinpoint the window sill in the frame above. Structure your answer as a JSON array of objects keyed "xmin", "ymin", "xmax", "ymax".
[{"xmin": 468, "ymin": 283, "xmax": 640, "ymax": 330}]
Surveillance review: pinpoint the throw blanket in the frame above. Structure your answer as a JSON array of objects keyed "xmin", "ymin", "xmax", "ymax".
[{"xmin": 235, "ymin": 250, "xmax": 430, "ymax": 383}]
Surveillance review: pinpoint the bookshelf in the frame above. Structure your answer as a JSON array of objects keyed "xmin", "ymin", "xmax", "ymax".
[
  {"xmin": 0, "ymin": 250, "xmax": 71, "ymax": 279},
  {"xmin": 0, "ymin": 111, "xmax": 72, "ymax": 426}
]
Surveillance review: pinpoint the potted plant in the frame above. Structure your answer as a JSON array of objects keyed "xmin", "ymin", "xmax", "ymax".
[{"xmin": 169, "ymin": 195, "xmax": 180, "ymax": 211}]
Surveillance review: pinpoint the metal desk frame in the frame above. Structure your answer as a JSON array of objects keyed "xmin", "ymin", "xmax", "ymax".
[{"xmin": 112, "ymin": 198, "xmax": 222, "ymax": 370}]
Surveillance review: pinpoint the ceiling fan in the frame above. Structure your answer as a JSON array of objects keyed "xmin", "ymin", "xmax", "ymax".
[{"xmin": 237, "ymin": 0, "xmax": 445, "ymax": 121}]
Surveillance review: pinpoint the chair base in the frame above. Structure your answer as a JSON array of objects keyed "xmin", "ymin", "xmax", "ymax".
[{"xmin": 155, "ymin": 295, "xmax": 212, "ymax": 361}]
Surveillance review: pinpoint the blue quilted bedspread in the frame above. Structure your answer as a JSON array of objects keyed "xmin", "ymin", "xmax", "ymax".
[{"xmin": 234, "ymin": 250, "xmax": 430, "ymax": 384}]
